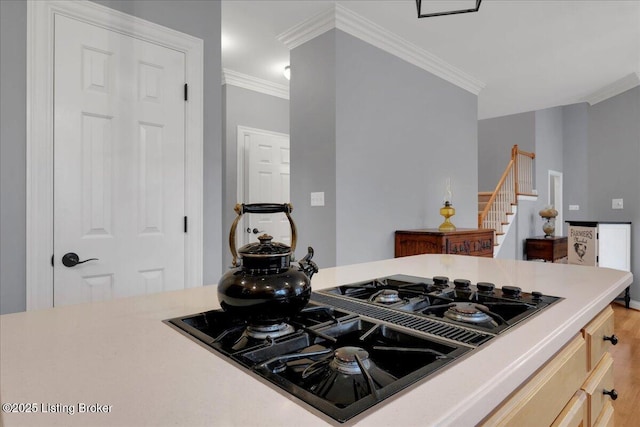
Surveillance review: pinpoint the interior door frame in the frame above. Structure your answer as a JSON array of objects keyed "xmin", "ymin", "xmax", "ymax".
[
  {"xmin": 26, "ymin": 0, "xmax": 204, "ymax": 310},
  {"xmin": 236, "ymin": 126, "xmax": 290, "ymax": 246},
  {"xmin": 548, "ymin": 170, "xmax": 563, "ymax": 236}
]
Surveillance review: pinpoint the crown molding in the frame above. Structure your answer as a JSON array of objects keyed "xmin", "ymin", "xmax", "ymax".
[
  {"xmin": 276, "ymin": 6, "xmax": 335, "ymax": 50},
  {"xmin": 276, "ymin": 4, "xmax": 485, "ymax": 95},
  {"xmin": 583, "ymin": 72, "xmax": 640, "ymax": 105},
  {"xmin": 222, "ymin": 68, "xmax": 289, "ymax": 100}
]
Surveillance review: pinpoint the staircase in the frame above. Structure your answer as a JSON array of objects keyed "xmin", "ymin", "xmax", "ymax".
[{"xmin": 478, "ymin": 145, "xmax": 536, "ymax": 257}]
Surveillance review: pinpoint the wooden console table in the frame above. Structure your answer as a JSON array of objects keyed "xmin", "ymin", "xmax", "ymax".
[
  {"xmin": 395, "ymin": 229, "xmax": 494, "ymax": 258},
  {"xmin": 525, "ymin": 236, "xmax": 568, "ymax": 263}
]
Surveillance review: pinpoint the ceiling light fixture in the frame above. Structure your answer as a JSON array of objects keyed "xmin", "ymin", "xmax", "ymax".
[
  {"xmin": 283, "ymin": 65, "xmax": 291, "ymax": 80},
  {"xmin": 416, "ymin": 0, "xmax": 482, "ymax": 18}
]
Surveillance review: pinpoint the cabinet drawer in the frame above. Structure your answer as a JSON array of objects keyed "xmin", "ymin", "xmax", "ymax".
[
  {"xmin": 394, "ymin": 235, "xmax": 442, "ymax": 257},
  {"xmin": 552, "ymin": 390, "xmax": 588, "ymax": 427},
  {"xmin": 553, "ymin": 239, "xmax": 568, "ymax": 259},
  {"xmin": 446, "ymin": 234, "xmax": 493, "ymax": 256},
  {"xmin": 581, "ymin": 352, "xmax": 615, "ymax": 427},
  {"xmin": 582, "ymin": 306, "xmax": 615, "ymax": 372},
  {"xmin": 394, "ymin": 229, "xmax": 494, "ymax": 257},
  {"xmin": 593, "ymin": 401, "xmax": 614, "ymax": 427},
  {"xmin": 481, "ymin": 336, "xmax": 587, "ymax": 427}
]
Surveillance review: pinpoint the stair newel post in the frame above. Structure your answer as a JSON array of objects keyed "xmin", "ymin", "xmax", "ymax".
[{"xmin": 512, "ymin": 144, "xmax": 519, "ymax": 198}]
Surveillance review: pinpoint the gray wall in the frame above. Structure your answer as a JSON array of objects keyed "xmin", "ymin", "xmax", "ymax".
[
  {"xmin": 290, "ymin": 31, "xmax": 337, "ymax": 268},
  {"xmin": 0, "ymin": 0, "xmax": 222, "ymax": 314},
  {"xmin": 0, "ymin": 0, "xmax": 27, "ymax": 315},
  {"xmin": 495, "ymin": 198, "xmax": 538, "ymax": 261},
  {"xmin": 531, "ymin": 106, "xmax": 565, "ymax": 256},
  {"xmin": 484, "ymin": 88, "xmax": 638, "ymax": 300},
  {"xmin": 334, "ymin": 30, "xmax": 478, "ymax": 265},
  {"xmin": 535, "ymin": 106, "xmax": 564, "ymax": 212},
  {"xmin": 291, "ymin": 29, "xmax": 478, "ymax": 267},
  {"xmin": 562, "ymin": 103, "xmax": 590, "ymax": 231},
  {"xmin": 481, "ymin": 106, "xmax": 564, "ymax": 261},
  {"xmin": 570, "ymin": 87, "xmax": 639, "ymax": 300},
  {"xmin": 478, "ymin": 112, "xmax": 535, "ymax": 192},
  {"xmin": 222, "ymin": 84, "xmax": 289, "ymax": 268}
]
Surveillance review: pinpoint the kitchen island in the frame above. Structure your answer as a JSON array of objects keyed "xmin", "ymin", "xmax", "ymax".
[{"xmin": 0, "ymin": 255, "xmax": 632, "ymax": 426}]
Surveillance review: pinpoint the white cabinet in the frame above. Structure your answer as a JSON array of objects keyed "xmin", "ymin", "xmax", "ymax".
[
  {"xmin": 567, "ymin": 221, "xmax": 631, "ymax": 269},
  {"xmin": 598, "ymin": 223, "xmax": 631, "ymax": 271},
  {"xmin": 567, "ymin": 221, "xmax": 631, "ymax": 307}
]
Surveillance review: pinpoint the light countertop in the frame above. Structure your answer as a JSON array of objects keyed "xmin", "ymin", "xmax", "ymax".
[{"xmin": 0, "ymin": 255, "xmax": 632, "ymax": 426}]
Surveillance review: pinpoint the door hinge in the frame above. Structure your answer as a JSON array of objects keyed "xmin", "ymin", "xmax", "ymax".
[
  {"xmin": 184, "ymin": 216, "xmax": 188, "ymax": 233},
  {"xmin": 51, "ymin": 254, "xmax": 54, "ymax": 267},
  {"xmin": 184, "ymin": 83, "xmax": 188, "ymax": 101}
]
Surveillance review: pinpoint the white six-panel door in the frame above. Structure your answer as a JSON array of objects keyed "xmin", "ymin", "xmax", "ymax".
[
  {"xmin": 53, "ymin": 14, "xmax": 186, "ymax": 305},
  {"xmin": 238, "ymin": 127, "xmax": 291, "ymax": 247}
]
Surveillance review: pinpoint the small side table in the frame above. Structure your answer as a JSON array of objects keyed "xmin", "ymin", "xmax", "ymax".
[{"xmin": 525, "ymin": 236, "xmax": 568, "ymax": 263}]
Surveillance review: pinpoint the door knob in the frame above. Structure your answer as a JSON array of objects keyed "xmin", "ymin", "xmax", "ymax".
[
  {"xmin": 62, "ymin": 252, "xmax": 99, "ymax": 267},
  {"xmin": 246, "ymin": 227, "xmax": 263, "ymax": 234}
]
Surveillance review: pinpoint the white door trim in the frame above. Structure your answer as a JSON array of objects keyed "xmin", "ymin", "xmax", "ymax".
[
  {"xmin": 236, "ymin": 126, "xmax": 290, "ymax": 205},
  {"xmin": 26, "ymin": 0, "xmax": 204, "ymax": 310},
  {"xmin": 236, "ymin": 126, "xmax": 290, "ymax": 245},
  {"xmin": 548, "ymin": 170, "xmax": 563, "ymax": 236}
]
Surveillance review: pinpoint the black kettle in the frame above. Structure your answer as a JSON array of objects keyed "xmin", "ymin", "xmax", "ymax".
[{"xmin": 217, "ymin": 203, "xmax": 318, "ymax": 325}]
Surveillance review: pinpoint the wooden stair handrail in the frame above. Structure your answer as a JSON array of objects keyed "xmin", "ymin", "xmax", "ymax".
[
  {"xmin": 478, "ymin": 158, "xmax": 514, "ymax": 227},
  {"xmin": 514, "ymin": 144, "xmax": 535, "ymax": 160},
  {"xmin": 479, "ymin": 144, "xmax": 535, "ymax": 229},
  {"xmin": 512, "ymin": 144, "xmax": 534, "ymax": 196}
]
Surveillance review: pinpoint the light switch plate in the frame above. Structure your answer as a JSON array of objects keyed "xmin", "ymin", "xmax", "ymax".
[
  {"xmin": 310, "ymin": 192, "xmax": 325, "ymax": 207},
  {"xmin": 612, "ymin": 198, "xmax": 623, "ymax": 209},
  {"xmin": 569, "ymin": 205, "xmax": 580, "ymax": 211}
]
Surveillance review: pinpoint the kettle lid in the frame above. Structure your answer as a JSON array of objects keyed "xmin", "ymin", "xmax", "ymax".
[{"xmin": 238, "ymin": 234, "xmax": 291, "ymax": 258}]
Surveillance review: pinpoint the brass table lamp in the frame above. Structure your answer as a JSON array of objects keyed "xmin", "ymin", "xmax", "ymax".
[{"xmin": 439, "ymin": 201, "xmax": 456, "ymax": 231}]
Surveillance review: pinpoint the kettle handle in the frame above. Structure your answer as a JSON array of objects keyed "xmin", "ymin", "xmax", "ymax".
[
  {"xmin": 240, "ymin": 203, "xmax": 292, "ymax": 215},
  {"xmin": 229, "ymin": 203, "xmax": 297, "ymax": 267}
]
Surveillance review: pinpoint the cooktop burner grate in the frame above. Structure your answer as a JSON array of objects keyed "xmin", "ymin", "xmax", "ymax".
[
  {"xmin": 310, "ymin": 293, "xmax": 493, "ymax": 346},
  {"xmin": 166, "ymin": 303, "xmax": 472, "ymax": 423},
  {"xmin": 166, "ymin": 274, "xmax": 562, "ymax": 424}
]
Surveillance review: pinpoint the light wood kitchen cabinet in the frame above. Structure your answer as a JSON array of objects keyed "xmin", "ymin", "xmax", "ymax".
[
  {"xmin": 480, "ymin": 336, "xmax": 587, "ymax": 426},
  {"xmin": 581, "ymin": 353, "xmax": 615, "ymax": 427},
  {"xmin": 551, "ymin": 391, "xmax": 588, "ymax": 427},
  {"xmin": 582, "ymin": 305, "xmax": 616, "ymax": 372},
  {"xmin": 594, "ymin": 401, "xmax": 614, "ymax": 427},
  {"xmin": 481, "ymin": 306, "xmax": 618, "ymax": 427}
]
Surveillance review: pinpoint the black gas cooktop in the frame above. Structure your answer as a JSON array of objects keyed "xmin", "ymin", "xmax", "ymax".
[
  {"xmin": 165, "ymin": 274, "xmax": 562, "ymax": 423},
  {"xmin": 316, "ymin": 274, "xmax": 562, "ymax": 335}
]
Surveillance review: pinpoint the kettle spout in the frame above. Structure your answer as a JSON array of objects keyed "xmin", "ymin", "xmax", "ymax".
[{"xmin": 299, "ymin": 246, "xmax": 319, "ymax": 279}]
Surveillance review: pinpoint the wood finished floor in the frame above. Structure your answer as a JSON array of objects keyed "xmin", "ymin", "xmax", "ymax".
[{"xmin": 610, "ymin": 303, "xmax": 640, "ymax": 426}]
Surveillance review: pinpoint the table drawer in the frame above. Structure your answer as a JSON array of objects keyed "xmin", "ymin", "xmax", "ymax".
[
  {"xmin": 552, "ymin": 390, "xmax": 588, "ymax": 427},
  {"xmin": 581, "ymin": 352, "xmax": 615, "ymax": 427},
  {"xmin": 582, "ymin": 306, "xmax": 616, "ymax": 372},
  {"xmin": 525, "ymin": 236, "xmax": 568, "ymax": 262},
  {"xmin": 395, "ymin": 229, "xmax": 494, "ymax": 257},
  {"xmin": 446, "ymin": 234, "xmax": 493, "ymax": 256}
]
